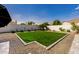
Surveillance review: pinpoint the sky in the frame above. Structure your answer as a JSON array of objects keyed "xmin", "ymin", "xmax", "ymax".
[{"xmin": 3, "ymin": 4, "xmax": 79, "ymax": 24}]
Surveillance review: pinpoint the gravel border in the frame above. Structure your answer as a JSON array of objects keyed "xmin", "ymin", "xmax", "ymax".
[{"xmin": 15, "ymin": 33, "xmax": 69, "ymax": 50}]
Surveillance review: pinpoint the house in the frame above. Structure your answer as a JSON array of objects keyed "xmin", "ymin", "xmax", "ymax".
[
  {"xmin": 47, "ymin": 20, "xmax": 79, "ymax": 32},
  {"xmin": 47, "ymin": 22, "xmax": 73, "ymax": 32},
  {"xmin": 61, "ymin": 22, "xmax": 72, "ymax": 31}
]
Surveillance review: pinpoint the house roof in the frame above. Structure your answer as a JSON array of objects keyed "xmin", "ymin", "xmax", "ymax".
[{"xmin": 68, "ymin": 18, "xmax": 79, "ymax": 23}]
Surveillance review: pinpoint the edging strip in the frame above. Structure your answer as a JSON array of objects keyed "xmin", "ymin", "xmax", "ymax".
[
  {"xmin": 15, "ymin": 33, "xmax": 35, "ymax": 45},
  {"xmin": 15, "ymin": 33, "xmax": 47, "ymax": 47},
  {"xmin": 15, "ymin": 33, "xmax": 69, "ymax": 50},
  {"xmin": 15, "ymin": 33, "xmax": 27, "ymax": 45},
  {"xmin": 46, "ymin": 34, "xmax": 69, "ymax": 49}
]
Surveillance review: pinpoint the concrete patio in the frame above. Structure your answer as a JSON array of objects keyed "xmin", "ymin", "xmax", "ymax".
[
  {"xmin": 0, "ymin": 32, "xmax": 75, "ymax": 54},
  {"xmin": 0, "ymin": 41, "xmax": 9, "ymax": 54},
  {"xmin": 69, "ymin": 34, "xmax": 79, "ymax": 54}
]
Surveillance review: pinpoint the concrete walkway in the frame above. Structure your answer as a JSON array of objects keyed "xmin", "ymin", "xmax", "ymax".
[
  {"xmin": 48, "ymin": 32, "xmax": 75, "ymax": 54},
  {"xmin": 69, "ymin": 34, "xmax": 79, "ymax": 54},
  {"xmin": 0, "ymin": 32, "xmax": 75, "ymax": 54},
  {"xmin": 0, "ymin": 41, "xmax": 9, "ymax": 54}
]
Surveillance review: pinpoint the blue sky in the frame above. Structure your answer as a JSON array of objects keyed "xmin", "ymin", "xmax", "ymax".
[{"xmin": 3, "ymin": 4, "xmax": 79, "ymax": 24}]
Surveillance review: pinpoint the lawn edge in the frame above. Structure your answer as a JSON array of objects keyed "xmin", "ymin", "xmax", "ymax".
[
  {"xmin": 15, "ymin": 33, "xmax": 47, "ymax": 48},
  {"xmin": 15, "ymin": 33, "xmax": 69, "ymax": 50},
  {"xmin": 46, "ymin": 34, "xmax": 69, "ymax": 49},
  {"xmin": 15, "ymin": 33, "xmax": 34, "ymax": 45}
]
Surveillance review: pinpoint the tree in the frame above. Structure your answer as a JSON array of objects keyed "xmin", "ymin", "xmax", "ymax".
[
  {"xmin": 52, "ymin": 20, "xmax": 62, "ymax": 25},
  {"xmin": 20, "ymin": 23, "xmax": 26, "ymax": 25},
  {"xmin": 71, "ymin": 22, "xmax": 77, "ymax": 31},
  {"xmin": 71, "ymin": 22, "xmax": 79, "ymax": 33},
  {"xmin": 39, "ymin": 22, "xmax": 49, "ymax": 30},
  {"xmin": 27, "ymin": 21, "xmax": 35, "ymax": 25},
  {"xmin": 59, "ymin": 27, "xmax": 65, "ymax": 32}
]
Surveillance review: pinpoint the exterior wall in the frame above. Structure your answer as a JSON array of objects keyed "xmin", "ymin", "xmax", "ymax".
[
  {"xmin": 0, "ymin": 21, "xmax": 79, "ymax": 33},
  {"xmin": 62, "ymin": 22, "xmax": 72, "ymax": 31},
  {"xmin": 0, "ymin": 25, "xmax": 40, "ymax": 33},
  {"xmin": 76, "ymin": 23, "xmax": 79, "ymax": 26},
  {"xmin": 47, "ymin": 22, "xmax": 73, "ymax": 31},
  {"xmin": 47, "ymin": 26, "xmax": 62, "ymax": 31},
  {"xmin": 0, "ymin": 20, "xmax": 40, "ymax": 33}
]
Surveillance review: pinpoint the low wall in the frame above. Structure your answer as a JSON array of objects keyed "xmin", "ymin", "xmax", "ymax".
[
  {"xmin": 47, "ymin": 25, "xmax": 72, "ymax": 31},
  {"xmin": 0, "ymin": 25, "xmax": 40, "ymax": 33}
]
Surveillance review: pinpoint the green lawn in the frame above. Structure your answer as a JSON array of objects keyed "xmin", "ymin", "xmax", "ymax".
[{"xmin": 16, "ymin": 31, "xmax": 66, "ymax": 46}]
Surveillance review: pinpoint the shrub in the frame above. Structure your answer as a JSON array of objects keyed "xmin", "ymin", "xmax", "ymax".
[
  {"xmin": 76, "ymin": 30, "xmax": 79, "ymax": 34},
  {"xmin": 27, "ymin": 30, "xmax": 31, "ymax": 32},
  {"xmin": 59, "ymin": 28, "xmax": 65, "ymax": 32},
  {"xmin": 39, "ymin": 22, "xmax": 49, "ymax": 31},
  {"xmin": 67, "ymin": 30, "xmax": 70, "ymax": 32},
  {"xmin": 20, "ymin": 30, "xmax": 24, "ymax": 32},
  {"xmin": 11, "ymin": 31, "xmax": 15, "ymax": 33},
  {"xmin": 53, "ymin": 30, "xmax": 56, "ymax": 32},
  {"xmin": 71, "ymin": 22, "xmax": 79, "ymax": 33}
]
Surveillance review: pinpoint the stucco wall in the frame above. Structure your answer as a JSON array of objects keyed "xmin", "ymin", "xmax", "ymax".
[
  {"xmin": 0, "ymin": 25, "xmax": 40, "ymax": 33},
  {"xmin": 47, "ymin": 23, "xmax": 73, "ymax": 31}
]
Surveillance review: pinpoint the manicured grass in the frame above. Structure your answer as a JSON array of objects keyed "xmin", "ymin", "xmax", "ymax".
[{"xmin": 17, "ymin": 31, "xmax": 66, "ymax": 46}]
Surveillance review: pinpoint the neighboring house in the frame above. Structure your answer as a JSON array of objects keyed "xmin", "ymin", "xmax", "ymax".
[
  {"xmin": 47, "ymin": 22, "xmax": 73, "ymax": 31},
  {"xmin": 76, "ymin": 23, "xmax": 79, "ymax": 26},
  {"xmin": 47, "ymin": 25, "xmax": 62, "ymax": 31},
  {"xmin": 61, "ymin": 22, "xmax": 72, "ymax": 31}
]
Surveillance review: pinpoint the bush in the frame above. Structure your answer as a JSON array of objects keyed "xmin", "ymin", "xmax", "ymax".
[
  {"xmin": 27, "ymin": 30, "xmax": 31, "ymax": 32},
  {"xmin": 39, "ymin": 22, "xmax": 49, "ymax": 31},
  {"xmin": 59, "ymin": 28, "xmax": 65, "ymax": 32},
  {"xmin": 67, "ymin": 30, "xmax": 70, "ymax": 32},
  {"xmin": 53, "ymin": 30, "xmax": 56, "ymax": 32},
  {"xmin": 11, "ymin": 31, "xmax": 15, "ymax": 33},
  {"xmin": 76, "ymin": 30, "xmax": 79, "ymax": 34},
  {"xmin": 71, "ymin": 22, "xmax": 79, "ymax": 33},
  {"xmin": 20, "ymin": 30, "xmax": 24, "ymax": 32}
]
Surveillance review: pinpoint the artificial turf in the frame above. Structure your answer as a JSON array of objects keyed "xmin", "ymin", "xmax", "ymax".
[{"xmin": 17, "ymin": 31, "xmax": 66, "ymax": 46}]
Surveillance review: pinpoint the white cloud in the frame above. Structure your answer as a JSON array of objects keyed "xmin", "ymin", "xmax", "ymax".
[
  {"xmin": 11, "ymin": 14, "xmax": 25, "ymax": 24},
  {"xmin": 70, "ymin": 5, "xmax": 79, "ymax": 19},
  {"xmin": 11, "ymin": 14, "xmax": 49, "ymax": 24},
  {"xmin": 75, "ymin": 6, "xmax": 79, "ymax": 10}
]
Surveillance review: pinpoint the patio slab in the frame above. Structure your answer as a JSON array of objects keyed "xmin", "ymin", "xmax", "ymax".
[
  {"xmin": 0, "ymin": 32, "xmax": 75, "ymax": 54},
  {"xmin": 0, "ymin": 41, "xmax": 9, "ymax": 54},
  {"xmin": 69, "ymin": 34, "xmax": 79, "ymax": 54}
]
